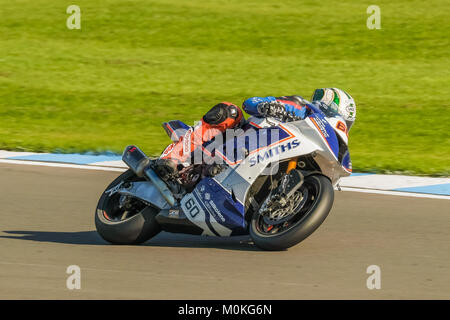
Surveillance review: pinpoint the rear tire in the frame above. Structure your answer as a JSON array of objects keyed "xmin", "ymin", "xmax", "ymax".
[
  {"xmin": 250, "ymin": 174, "xmax": 334, "ymax": 251},
  {"xmin": 95, "ymin": 170, "xmax": 161, "ymax": 245}
]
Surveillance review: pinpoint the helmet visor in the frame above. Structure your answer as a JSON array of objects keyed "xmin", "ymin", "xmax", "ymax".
[{"xmin": 316, "ymin": 101, "xmax": 340, "ymax": 118}]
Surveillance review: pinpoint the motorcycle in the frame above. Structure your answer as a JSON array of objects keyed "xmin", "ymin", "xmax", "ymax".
[{"xmin": 95, "ymin": 103, "xmax": 352, "ymax": 250}]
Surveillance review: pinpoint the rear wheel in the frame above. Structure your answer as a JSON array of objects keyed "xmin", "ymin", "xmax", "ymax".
[
  {"xmin": 95, "ymin": 170, "xmax": 161, "ymax": 245},
  {"xmin": 250, "ymin": 174, "xmax": 334, "ymax": 251}
]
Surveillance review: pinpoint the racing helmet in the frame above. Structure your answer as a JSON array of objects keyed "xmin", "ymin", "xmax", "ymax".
[{"xmin": 311, "ymin": 88, "xmax": 356, "ymax": 130}]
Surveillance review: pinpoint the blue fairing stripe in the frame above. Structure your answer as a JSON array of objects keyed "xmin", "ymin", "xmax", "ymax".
[
  {"xmin": 192, "ymin": 178, "xmax": 246, "ymax": 234},
  {"xmin": 163, "ymin": 120, "xmax": 190, "ymax": 141},
  {"xmin": 342, "ymin": 151, "xmax": 352, "ymax": 173},
  {"xmin": 309, "ymin": 114, "xmax": 339, "ymax": 159},
  {"xmin": 212, "ymin": 178, "xmax": 245, "ymax": 213},
  {"xmin": 306, "ymin": 103, "xmax": 322, "ymax": 114}
]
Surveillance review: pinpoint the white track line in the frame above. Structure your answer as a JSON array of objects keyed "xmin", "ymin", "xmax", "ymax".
[
  {"xmin": 0, "ymin": 159, "xmax": 448, "ymax": 200},
  {"xmin": 0, "ymin": 159, "xmax": 126, "ymax": 172},
  {"xmin": 340, "ymin": 174, "xmax": 450, "ymax": 189},
  {"xmin": 338, "ymin": 187, "xmax": 449, "ymax": 200}
]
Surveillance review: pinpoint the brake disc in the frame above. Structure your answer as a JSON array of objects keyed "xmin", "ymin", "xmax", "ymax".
[{"xmin": 261, "ymin": 188, "xmax": 309, "ymax": 226}]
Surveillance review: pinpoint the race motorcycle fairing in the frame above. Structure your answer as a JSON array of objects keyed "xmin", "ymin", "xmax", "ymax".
[
  {"xmin": 178, "ymin": 107, "xmax": 351, "ymax": 237},
  {"xmin": 95, "ymin": 104, "xmax": 352, "ymax": 250}
]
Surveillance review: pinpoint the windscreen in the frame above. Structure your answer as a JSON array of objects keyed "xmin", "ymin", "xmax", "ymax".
[{"xmin": 315, "ymin": 101, "xmax": 340, "ymax": 118}]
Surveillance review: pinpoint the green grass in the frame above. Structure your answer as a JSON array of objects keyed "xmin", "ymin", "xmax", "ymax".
[{"xmin": 0, "ymin": 0, "xmax": 449, "ymax": 175}]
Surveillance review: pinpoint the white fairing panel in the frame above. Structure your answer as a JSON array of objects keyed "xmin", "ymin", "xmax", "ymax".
[
  {"xmin": 180, "ymin": 115, "xmax": 352, "ymax": 236},
  {"xmin": 213, "ymin": 116, "xmax": 345, "ymax": 208}
]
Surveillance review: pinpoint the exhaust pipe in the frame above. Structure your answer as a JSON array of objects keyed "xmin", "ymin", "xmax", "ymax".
[
  {"xmin": 122, "ymin": 145, "xmax": 150, "ymax": 177},
  {"xmin": 122, "ymin": 145, "xmax": 175, "ymax": 206}
]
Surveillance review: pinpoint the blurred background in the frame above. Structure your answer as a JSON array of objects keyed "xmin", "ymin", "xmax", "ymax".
[{"xmin": 0, "ymin": 0, "xmax": 448, "ymax": 175}]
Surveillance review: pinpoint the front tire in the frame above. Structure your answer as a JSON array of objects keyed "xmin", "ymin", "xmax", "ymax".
[
  {"xmin": 95, "ymin": 170, "xmax": 161, "ymax": 245},
  {"xmin": 250, "ymin": 174, "xmax": 334, "ymax": 251}
]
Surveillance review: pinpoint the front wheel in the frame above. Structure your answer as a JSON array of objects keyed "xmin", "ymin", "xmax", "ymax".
[
  {"xmin": 250, "ymin": 174, "xmax": 334, "ymax": 251},
  {"xmin": 95, "ymin": 170, "xmax": 161, "ymax": 245}
]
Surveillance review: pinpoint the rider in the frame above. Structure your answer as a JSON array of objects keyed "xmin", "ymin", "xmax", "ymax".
[{"xmin": 154, "ymin": 88, "xmax": 356, "ymax": 179}]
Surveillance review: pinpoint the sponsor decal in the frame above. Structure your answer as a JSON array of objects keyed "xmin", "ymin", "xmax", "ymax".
[
  {"xmin": 104, "ymin": 181, "xmax": 123, "ymax": 196},
  {"xmin": 183, "ymin": 128, "xmax": 193, "ymax": 156},
  {"xmin": 168, "ymin": 209, "xmax": 179, "ymax": 218},
  {"xmin": 309, "ymin": 115, "xmax": 340, "ymax": 160},
  {"xmin": 311, "ymin": 116, "xmax": 330, "ymax": 138},
  {"xmin": 347, "ymin": 104, "xmax": 356, "ymax": 119},
  {"xmin": 161, "ymin": 144, "xmax": 174, "ymax": 157},
  {"xmin": 194, "ymin": 188, "xmax": 226, "ymax": 223},
  {"xmin": 248, "ymin": 139, "xmax": 300, "ymax": 166},
  {"xmin": 202, "ymin": 197, "xmax": 226, "ymax": 223},
  {"xmin": 336, "ymin": 121, "xmax": 348, "ymax": 135}
]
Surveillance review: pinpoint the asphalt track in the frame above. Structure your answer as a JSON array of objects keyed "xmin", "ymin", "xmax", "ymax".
[{"xmin": 0, "ymin": 163, "xmax": 448, "ymax": 299}]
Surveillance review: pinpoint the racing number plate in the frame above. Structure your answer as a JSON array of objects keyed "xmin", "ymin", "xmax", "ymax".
[{"xmin": 181, "ymin": 194, "xmax": 204, "ymax": 220}]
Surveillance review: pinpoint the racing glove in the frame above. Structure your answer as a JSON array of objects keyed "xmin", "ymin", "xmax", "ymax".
[{"xmin": 258, "ymin": 101, "xmax": 306, "ymax": 121}]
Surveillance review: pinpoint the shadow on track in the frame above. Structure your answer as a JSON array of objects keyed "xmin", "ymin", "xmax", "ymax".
[
  {"xmin": 145, "ymin": 232, "xmax": 260, "ymax": 251},
  {"xmin": 0, "ymin": 230, "xmax": 105, "ymax": 245},
  {"xmin": 0, "ymin": 230, "xmax": 261, "ymax": 251}
]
